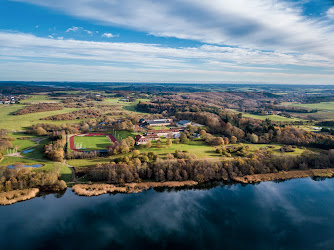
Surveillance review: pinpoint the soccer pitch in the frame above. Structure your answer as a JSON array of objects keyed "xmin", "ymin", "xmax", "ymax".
[{"xmin": 73, "ymin": 135, "xmax": 111, "ymax": 151}]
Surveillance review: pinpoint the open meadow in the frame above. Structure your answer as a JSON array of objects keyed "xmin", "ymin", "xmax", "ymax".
[{"xmin": 0, "ymin": 104, "xmax": 82, "ymax": 131}]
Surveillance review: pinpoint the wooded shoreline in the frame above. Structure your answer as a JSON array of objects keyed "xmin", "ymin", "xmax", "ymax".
[{"xmin": 1, "ymin": 169, "xmax": 334, "ymax": 203}]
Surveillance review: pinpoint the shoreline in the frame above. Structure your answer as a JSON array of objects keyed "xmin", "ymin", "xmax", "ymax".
[
  {"xmin": 1, "ymin": 169, "xmax": 334, "ymax": 203},
  {"xmin": 232, "ymin": 168, "xmax": 334, "ymax": 184},
  {"xmin": 72, "ymin": 181, "xmax": 199, "ymax": 196}
]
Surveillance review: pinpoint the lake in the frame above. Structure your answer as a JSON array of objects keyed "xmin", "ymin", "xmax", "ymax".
[{"xmin": 1, "ymin": 178, "xmax": 334, "ymax": 249}]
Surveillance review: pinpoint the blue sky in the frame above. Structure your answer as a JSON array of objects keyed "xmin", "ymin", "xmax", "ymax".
[{"xmin": 1, "ymin": 0, "xmax": 334, "ymax": 84}]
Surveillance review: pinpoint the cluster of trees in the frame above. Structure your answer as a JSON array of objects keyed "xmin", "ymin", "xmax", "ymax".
[
  {"xmin": 272, "ymin": 126, "xmax": 334, "ymax": 148},
  {"xmin": 67, "ymin": 150, "xmax": 100, "ymax": 160},
  {"xmin": 43, "ymin": 131, "xmax": 66, "ymax": 162},
  {"xmin": 0, "ymin": 164, "xmax": 67, "ymax": 192},
  {"xmin": 42, "ymin": 109, "xmax": 104, "ymax": 121},
  {"xmin": 176, "ymin": 112, "xmax": 245, "ymax": 139},
  {"xmin": 107, "ymin": 136, "xmax": 135, "ymax": 156},
  {"xmin": 84, "ymin": 149, "xmax": 334, "ymax": 184},
  {"xmin": 215, "ymin": 144, "xmax": 252, "ymax": 157},
  {"xmin": 13, "ymin": 103, "xmax": 63, "ymax": 115},
  {"xmin": 29, "ymin": 123, "xmax": 79, "ymax": 135},
  {"xmin": 113, "ymin": 150, "xmax": 159, "ymax": 165},
  {"xmin": 203, "ymin": 132, "xmax": 236, "ymax": 146}
]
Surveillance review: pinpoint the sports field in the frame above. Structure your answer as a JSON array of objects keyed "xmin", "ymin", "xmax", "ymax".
[{"xmin": 72, "ymin": 135, "xmax": 112, "ymax": 151}]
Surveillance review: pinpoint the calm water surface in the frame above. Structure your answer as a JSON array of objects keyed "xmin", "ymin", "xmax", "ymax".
[{"xmin": 1, "ymin": 178, "xmax": 334, "ymax": 250}]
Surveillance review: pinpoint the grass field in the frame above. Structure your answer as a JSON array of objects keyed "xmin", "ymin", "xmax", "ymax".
[
  {"xmin": 0, "ymin": 105, "xmax": 82, "ymax": 131},
  {"xmin": 21, "ymin": 138, "xmax": 51, "ymax": 160},
  {"xmin": 21, "ymin": 95, "xmax": 61, "ymax": 104},
  {"xmin": 73, "ymin": 135, "xmax": 111, "ymax": 151}
]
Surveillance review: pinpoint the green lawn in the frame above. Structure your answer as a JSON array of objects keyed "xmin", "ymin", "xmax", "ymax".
[
  {"xmin": 0, "ymin": 105, "xmax": 82, "ymax": 131},
  {"xmin": 150, "ymin": 126, "xmax": 171, "ymax": 130},
  {"xmin": 73, "ymin": 135, "xmax": 111, "ymax": 151},
  {"xmin": 112, "ymin": 130, "xmax": 136, "ymax": 140},
  {"xmin": 1, "ymin": 133, "xmax": 38, "ymax": 154}
]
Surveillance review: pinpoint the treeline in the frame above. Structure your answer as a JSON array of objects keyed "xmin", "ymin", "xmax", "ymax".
[
  {"xmin": 176, "ymin": 111, "xmax": 245, "ymax": 138},
  {"xmin": 0, "ymin": 164, "xmax": 67, "ymax": 192},
  {"xmin": 0, "ymin": 129, "xmax": 12, "ymax": 159},
  {"xmin": 42, "ymin": 109, "xmax": 104, "ymax": 121},
  {"xmin": 13, "ymin": 103, "xmax": 63, "ymax": 115},
  {"xmin": 85, "ymin": 150, "xmax": 334, "ymax": 184},
  {"xmin": 29, "ymin": 123, "xmax": 79, "ymax": 135},
  {"xmin": 316, "ymin": 121, "xmax": 334, "ymax": 127}
]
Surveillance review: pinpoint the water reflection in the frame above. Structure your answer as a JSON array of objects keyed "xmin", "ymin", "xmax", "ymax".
[{"xmin": 1, "ymin": 178, "xmax": 334, "ymax": 249}]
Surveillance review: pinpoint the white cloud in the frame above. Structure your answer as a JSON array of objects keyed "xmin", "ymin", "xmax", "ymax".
[
  {"xmin": 47, "ymin": 35, "xmax": 54, "ymax": 39},
  {"xmin": 102, "ymin": 33, "xmax": 118, "ymax": 38},
  {"xmin": 65, "ymin": 26, "xmax": 79, "ymax": 32},
  {"xmin": 327, "ymin": 7, "xmax": 334, "ymax": 19},
  {"xmin": 12, "ymin": 0, "xmax": 334, "ymax": 57},
  {"xmin": 66, "ymin": 26, "xmax": 93, "ymax": 35},
  {"xmin": 0, "ymin": 31, "xmax": 334, "ymax": 83}
]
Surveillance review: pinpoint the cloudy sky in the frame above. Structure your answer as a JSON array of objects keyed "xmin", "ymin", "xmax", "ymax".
[{"xmin": 1, "ymin": 0, "xmax": 334, "ymax": 84}]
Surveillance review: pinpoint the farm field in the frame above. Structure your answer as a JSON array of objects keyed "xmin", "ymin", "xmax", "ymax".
[
  {"xmin": 73, "ymin": 135, "xmax": 112, "ymax": 151},
  {"xmin": 0, "ymin": 105, "xmax": 82, "ymax": 131},
  {"xmin": 228, "ymin": 109, "xmax": 304, "ymax": 122},
  {"xmin": 241, "ymin": 113, "xmax": 303, "ymax": 122},
  {"xmin": 102, "ymin": 97, "xmax": 150, "ymax": 114},
  {"xmin": 285, "ymin": 102, "xmax": 334, "ymax": 111}
]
